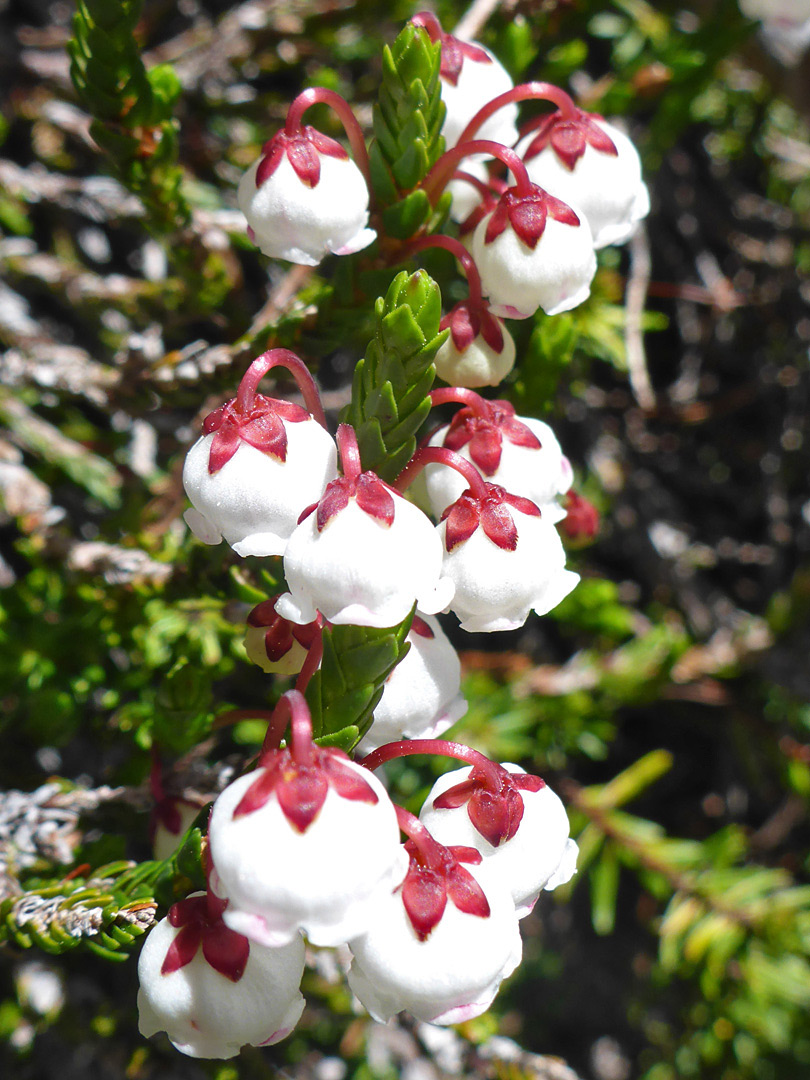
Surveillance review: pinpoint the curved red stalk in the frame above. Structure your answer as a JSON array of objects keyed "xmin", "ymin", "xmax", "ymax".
[
  {"xmin": 394, "ymin": 445, "xmax": 488, "ymax": 501},
  {"xmin": 404, "ymin": 234, "xmax": 484, "ymax": 307},
  {"xmin": 258, "ymin": 689, "xmax": 314, "ymax": 766},
  {"xmin": 284, "ymin": 87, "xmax": 372, "ymax": 191},
  {"xmin": 429, "ymin": 387, "xmax": 493, "ymax": 418},
  {"xmin": 336, "ymin": 423, "xmax": 362, "ymax": 481},
  {"xmin": 235, "ymin": 349, "xmax": 327, "ymax": 429},
  {"xmin": 423, "ymin": 139, "xmax": 534, "ymax": 204},
  {"xmin": 294, "ymin": 625, "xmax": 324, "ymax": 695},
  {"xmin": 450, "ymin": 169, "xmax": 494, "ymax": 198},
  {"xmin": 456, "ymin": 81, "xmax": 578, "ymax": 147},
  {"xmin": 394, "ymin": 804, "xmax": 448, "ymax": 869},
  {"xmin": 361, "ymin": 738, "xmax": 504, "ymax": 793}
]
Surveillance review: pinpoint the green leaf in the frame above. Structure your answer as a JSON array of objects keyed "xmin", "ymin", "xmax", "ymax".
[
  {"xmin": 591, "ymin": 842, "xmax": 620, "ymax": 935},
  {"xmin": 342, "ymin": 271, "xmax": 446, "ymax": 482},
  {"xmin": 68, "ymin": 0, "xmax": 190, "ymax": 232},
  {"xmin": 368, "ymin": 22, "xmax": 445, "ymax": 238},
  {"xmin": 305, "ymin": 615, "xmax": 413, "ymax": 747}
]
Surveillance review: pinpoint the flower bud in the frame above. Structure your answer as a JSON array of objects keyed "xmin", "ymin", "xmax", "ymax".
[
  {"xmin": 137, "ymin": 892, "xmax": 305, "ymax": 1058},
  {"xmin": 470, "ymin": 184, "xmax": 597, "ymax": 319},
  {"xmin": 357, "ymin": 614, "xmax": 467, "ymax": 754},
  {"xmin": 237, "ymin": 127, "xmax": 375, "ymax": 265},
  {"xmin": 560, "ymin": 490, "xmax": 599, "ymax": 545},
  {"xmin": 276, "ymin": 471, "xmax": 454, "ymax": 628},
  {"xmin": 425, "ymin": 402, "xmax": 573, "ymax": 519},
  {"xmin": 435, "ymin": 302, "xmax": 516, "ymax": 389},
  {"xmin": 244, "ymin": 598, "xmax": 321, "ymax": 676},
  {"xmin": 183, "ymin": 397, "xmax": 337, "ymax": 558},
  {"xmin": 348, "ymin": 842, "xmax": 521, "ymax": 1025},
  {"xmin": 209, "ymin": 749, "xmax": 408, "ymax": 948},
  {"xmin": 439, "ymin": 484, "xmax": 579, "ymax": 632},
  {"xmin": 519, "ymin": 111, "xmax": 649, "ymax": 249},
  {"xmin": 420, "ymin": 765, "xmax": 578, "ymax": 916}
]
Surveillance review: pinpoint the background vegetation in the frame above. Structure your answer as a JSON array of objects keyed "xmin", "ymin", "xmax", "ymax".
[{"xmin": 1, "ymin": 1, "xmax": 809, "ymax": 1078}]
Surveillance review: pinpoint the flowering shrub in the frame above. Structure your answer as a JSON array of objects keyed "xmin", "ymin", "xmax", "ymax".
[{"xmin": 4, "ymin": 3, "xmax": 810, "ymax": 1080}]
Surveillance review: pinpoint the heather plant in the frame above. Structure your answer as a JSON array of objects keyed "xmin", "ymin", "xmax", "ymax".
[{"xmin": 1, "ymin": 3, "xmax": 810, "ymax": 1080}]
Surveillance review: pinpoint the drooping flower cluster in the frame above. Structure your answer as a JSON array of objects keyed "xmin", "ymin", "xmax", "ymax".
[
  {"xmin": 138, "ymin": 695, "xmax": 578, "ymax": 1056},
  {"xmin": 137, "ymin": 10, "xmax": 630, "ymax": 1060}
]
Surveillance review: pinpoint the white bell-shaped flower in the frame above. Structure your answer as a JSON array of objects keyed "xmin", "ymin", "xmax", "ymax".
[
  {"xmin": 357, "ymin": 614, "xmax": 467, "ymax": 754},
  {"xmin": 739, "ymin": 0, "xmax": 810, "ymax": 19},
  {"xmin": 420, "ymin": 764, "xmax": 578, "ymax": 917},
  {"xmin": 137, "ymin": 892, "xmax": 305, "ymax": 1058},
  {"xmin": 439, "ymin": 484, "xmax": 579, "ymax": 632},
  {"xmin": 739, "ymin": 0, "xmax": 810, "ymax": 64},
  {"xmin": 238, "ymin": 126, "xmax": 375, "ymax": 265},
  {"xmin": 276, "ymin": 469, "xmax": 455, "ymax": 628},
  {"xmin": 470, "ymin": 184, "xmax": 596, "ymax": 319},
  {"xmin": 152, "ymin": 797, "xmax": 201, "ymax": 862},
  {"xmin": 209, "ymin": 748, "xmax": 408, "ymax": 948},
  {"xmin": 425, "ymin": 400, "xmax": 573, "ymax": 520},
  {"xmin": 348, "ymin": 840, "xmax": 522, "ymax": 1025},
  {"xmin": 411, "ymin": 13, "xmax": 518, "ymax": 149},
  {"xmin": 439, "ymin": 44, "xmax": 518, "ymax": 149},
  {"xmin": 183, "ymin": 398, "xmax": 338, "ymax": 558},
  {"xmin": 435, "ymin": 301, "xmax": 516, "ymax": 389},
  {"xmin": 518, "ymin": 111, "xmax": 649, "ymax": 250}
]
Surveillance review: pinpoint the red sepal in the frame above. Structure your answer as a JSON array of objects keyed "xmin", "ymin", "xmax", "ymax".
[
  {"xmin": 317, "ymin": 471, "xmax": 397, "ymax": 530},
  {"xmin": 458, "ymin": 180, "xmax": 505, "ymax": 238},
  {"xmin": 317, "ymin": 477, "xmax": 353, "ymax": 531},
  {"xmin": 201, "ymin": 922, "xmax": 251, "ymax": 982},
  {"xmin": 514, "ymin": 773, "xmax": 545, "ymax": 793},
  {"xmin": 233, "ymin": 746, "xmax": 378, "ymax": 830},
  {"xmin": 523, "ymin": 109, "xmax": 618, "ymax": 171},
  {"xmin": 255, "ymin": 127, "xmax": 348, "ymax": 189},
  {"xmin": 433, "ymin": 778, "xmax": 478, "ymax": 810},
  {"xmin": 411, "ymin": 615, "xmax": 435, "ymax": 639},
  {"xmin": 442, "ymin": 400, "xmax": 541, "ymax": 477},
  {"xmin": 161, "ymin": 894, "xmax": 252, "ymax": 981},
  {"xmin": 446, "ymin": 862, "xmax": 490, "ymax": 918},
  {"xmin": 441, "ymin": 495, "xmax": 480, "ymax": 551},
  {"xmin": 233, "ymin": 765, "xmax": 281, "ymax": 818},
  {"xmin": 560, "ymin": 490, "xmax": 599, "ymax": 543},
  {"xmin": 484, "ymin": 186, "xmax": 580, "ymax": 251},
  {"xmin": 286, "ymin": 138, "xmax": 322, "ymax": 187},
  {"xmin": 434, "ymin": 765, "xmax": 546, "ymax": 847},
  {"xmin": 503, "ymin": 491, "xmax": 542, "ymax": 517},
  {"xmin": 323, "ymin": 753, "xmax": 379, "ymax": 804},
  {"xmin": 442, "ymin": 302, "xmax": 478, "ymax": 353},
  {"xmin": 161, "ymin": 922, "xmax": 203, "ymax": 975},
  {"xmin": 208, "ymin": 421, "xmax": 243, "ymax": 473},
  {"xmin": 203, "ymin": 395, "xmax": 310, "ymax": 475},
  {"xmin": 275, "ymin": 768, "xmax": 329, "ymax": 833},
  {"xmin": 479, "ymin": 308, "xmax": 505, "ymax": 354},
  {"xmin": 402, "ymin": 864, "xmax": 447, "ymax": 941},
  {"xmin": 255, "ymin": 139, "xmax": 286, "ymax": 186},
  {"xmin": 355, "ymin": 473, "xmax": 395, "ymax": 527},
  {"xmin": 400, "ymin": 839, "xmax": 490, "ymax": 940},
  {"xmin": 447, "ymin": 845, "xmax": 483, "ymax": 864},
  {"xmin": 480, "ymin": 501, "xmax": 518, "ymax": 550},
  {"xmin": 468, "ymin": 785, "xmax": 525, "ymax": 847},
  {"xmin": 155, "ymin": 797, "xmax": 182, "ymax": 834}
]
